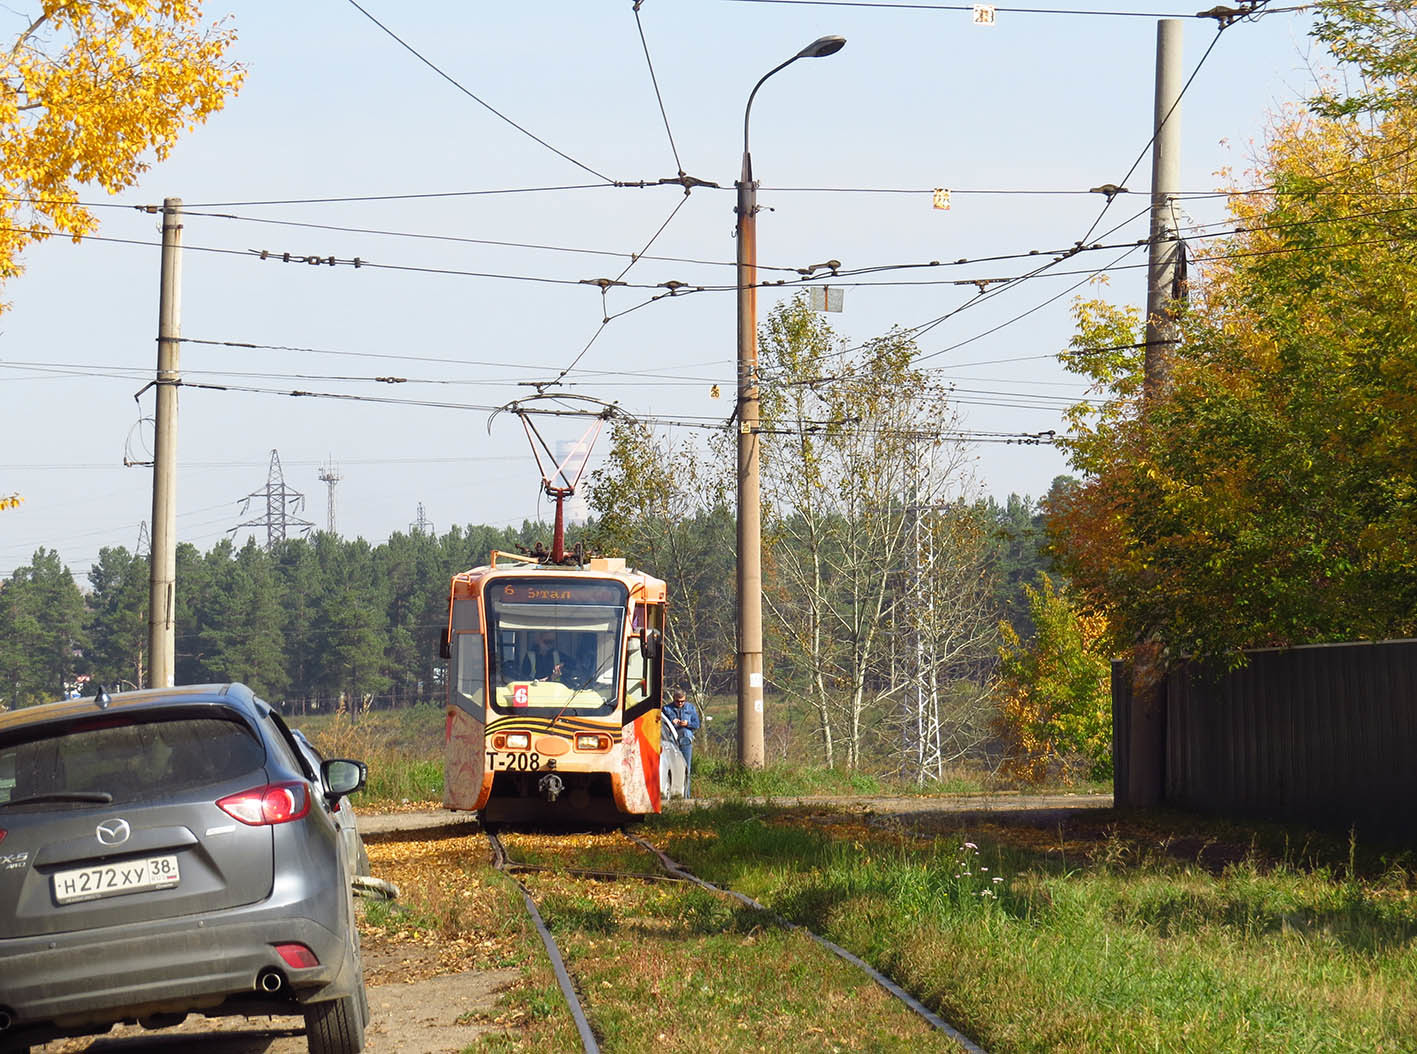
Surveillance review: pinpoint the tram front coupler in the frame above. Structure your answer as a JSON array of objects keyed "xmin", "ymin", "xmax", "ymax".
[{"xmin": 538, "ymin": 773, "xmax": 565, "ymax": 802}]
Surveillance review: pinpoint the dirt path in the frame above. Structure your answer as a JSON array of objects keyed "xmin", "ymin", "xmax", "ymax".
[{"xmin": 35, "ymin": 943, "xmax": 516, "ymax": 1054}]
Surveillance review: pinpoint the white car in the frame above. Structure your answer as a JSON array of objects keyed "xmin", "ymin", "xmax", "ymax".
[{"xmin": 659, "ymin": 712, "xmax": 687, "ymax": 800}]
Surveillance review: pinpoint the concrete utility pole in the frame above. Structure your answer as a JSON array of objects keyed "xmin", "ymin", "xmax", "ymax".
[
  {"xmin": 735, "ymin": 35, "xmax": 845, "ymax": 769},
  {"xmin": 148, "ymin": 198, "xmax": 182, "ymax": 689},
  {"xmin": 1125, "ymin": 20, "xmax": 1184, "ymax": 810},
  {"xmin": 1144, "ymin": 19, "xmax": 1184, "ymax": 401}
]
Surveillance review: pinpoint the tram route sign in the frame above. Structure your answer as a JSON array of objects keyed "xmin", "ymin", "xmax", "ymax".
[{"xmin": 498, "ymin": 579, "xmax": 623, "ymax": 606}]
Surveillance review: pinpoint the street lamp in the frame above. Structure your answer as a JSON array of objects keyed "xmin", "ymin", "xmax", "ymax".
[{"xmin": 735, "ymin": 35, "xmax": 845, "ymax": 769}]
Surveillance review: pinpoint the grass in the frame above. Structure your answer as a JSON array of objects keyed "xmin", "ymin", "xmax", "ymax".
[
  {"xmin": 298, "ymin": 703, "xmax": 446, "ymax": 807},
  {"xmin": 648, "ymin": 803, "xmax": 1417, "ymax": 1053},
  {"xmin": 361, "ymin": 829, "xmax": 962, "ymax": 1052},
  {"xmin": 492, "ymin": 831, "xmax": 966, "ymax": 1053}
]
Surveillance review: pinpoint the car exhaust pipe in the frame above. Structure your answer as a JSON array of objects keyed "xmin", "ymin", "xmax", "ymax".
[
  {"xmin": 257, "ymin": 969, "xmax": 286, "ymax": 993},
  {"xmin": 0, "ymin": 1006, "xmax": 13, "ymax": 1030}
]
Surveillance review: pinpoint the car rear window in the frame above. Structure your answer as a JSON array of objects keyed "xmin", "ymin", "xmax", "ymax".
[{"xmin": 0, "ymin": 714, "xmax": 266, "ymax": 807}]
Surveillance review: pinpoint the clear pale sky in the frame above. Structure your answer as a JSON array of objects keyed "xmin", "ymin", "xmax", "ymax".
[{"xmin": 0, "ymin": 1, "xmax": 1326, "ymax": 581}]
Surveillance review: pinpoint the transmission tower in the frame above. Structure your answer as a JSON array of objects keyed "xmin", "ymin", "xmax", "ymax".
[
  {"xmin": 231, "ymin": 449, "xmax": 316, "ymax": 550},
  {"xmin": 409, "ymin": 503, "xmax": 434, "ymax": 536},
  {"xmin": 317, "ymin": 457, "xmax": 342, "ymax": 535},
  {"xmin": 136, "ymin": 520, "xmax": 151, "ymax": 559}
]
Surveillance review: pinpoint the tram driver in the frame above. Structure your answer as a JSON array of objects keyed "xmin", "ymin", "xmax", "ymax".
[{"xmin": 524, "ymin": 630, "xmax": 565, "ymax": 682}]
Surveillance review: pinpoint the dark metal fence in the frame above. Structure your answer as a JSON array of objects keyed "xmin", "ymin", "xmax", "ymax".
[{"xmin": 1114, "ymin": 639, "xmax": 1417, "ymax": 836}]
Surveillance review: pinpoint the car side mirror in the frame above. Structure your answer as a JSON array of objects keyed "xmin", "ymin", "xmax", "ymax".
[{"xmin": 322, "ymin": 758, "xmax": 367, "ymax": 800}]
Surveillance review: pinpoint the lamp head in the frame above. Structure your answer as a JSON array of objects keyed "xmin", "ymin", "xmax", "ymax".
[{"xmin": 796, "ymin": 35, "xmax": 846, "ymax": 59}]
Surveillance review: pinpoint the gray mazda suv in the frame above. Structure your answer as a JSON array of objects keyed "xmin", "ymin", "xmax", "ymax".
[{"xmin": 0, "ymin": 682, "xmax": 369, "ymax": 1054}]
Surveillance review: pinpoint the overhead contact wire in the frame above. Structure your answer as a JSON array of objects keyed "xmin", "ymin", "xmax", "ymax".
[
  {"xmin": 632, "ymin": 0, "xmax": 685, "ymax": 176},
  {"xmin": 1077, "ymin": 23, "xmax": 1228, "ymax": 246},
  {"xmin": 344, "ymin": 0, "xmax": 614, "ymax": 184},
  {"xmin": 553, "ymin": 189, "xmax": 694, "ymax": 386}
]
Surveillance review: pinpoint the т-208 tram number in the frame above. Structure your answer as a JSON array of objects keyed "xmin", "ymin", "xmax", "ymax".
[{"xmin": 487, "ymin": 751, "xmax": 557, "ymax": 772}]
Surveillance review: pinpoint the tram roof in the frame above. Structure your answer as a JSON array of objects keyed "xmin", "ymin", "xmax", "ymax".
[{"xmin": 450, "ymin": 550, "xmax": 666, "ymax": 602}]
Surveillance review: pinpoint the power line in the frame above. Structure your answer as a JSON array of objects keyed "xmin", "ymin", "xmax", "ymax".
[
  {"xmin": 1078, "ymin": 21, "xmax": 1230, "ymax": 246},
  {"xmin": 172, "ymin": 207, "xmax": 794, "ymax": 273},
  {"xmin": 721, "ymin": 1, "xmax": 1199, "ymax": 16},
  {"xmin": 168, "ymin": 185, "xmax": 625, "ymax": 209},
  {"xmin": 633, "ymin": 1, "xmax": 685, "ymax": 177},
  {"xmin": 173, "ymin": 336, "xmax": 730, "ymax": 382},
  {"xmin": 343, "ymin": 0, "xmax": 615, "ymax": 183},
  {"xmin": 552, "ymin": 190, "xmax": 698, "ymax": 385}
]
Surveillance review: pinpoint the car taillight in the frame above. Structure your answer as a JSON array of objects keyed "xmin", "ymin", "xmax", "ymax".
[
  {"xmin": 0, "ymin": 829, "xmax": 5, "ymax": 846},
  {"xmin": 274, "ymin": 942, "xmax": 320, "ymax": 969},
  {"xmin": 217, "ymin": 782, "xmax": 310, "ymax": 826}
]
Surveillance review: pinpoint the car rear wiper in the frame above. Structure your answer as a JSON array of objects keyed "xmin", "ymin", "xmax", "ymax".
[{"xmin": 1, "ymin": 791, "xmax": 115, "ymax": 808}]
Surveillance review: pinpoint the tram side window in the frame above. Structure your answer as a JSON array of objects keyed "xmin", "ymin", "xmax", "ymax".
[
  {"xmin": 626, "ymin": 636, "xmax": 648, "ymax": 706},
  {"xmin": 455, "ymin": 633, "xmax": 486, "ymax": 711},
  {"xmin": 625, "ymin": 627, "xmax": 661, "ymax": 708}
]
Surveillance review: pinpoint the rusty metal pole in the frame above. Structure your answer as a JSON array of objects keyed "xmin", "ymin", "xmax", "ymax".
[
  {"xmin": 735, "ymin": 36, "xmax": 845, "ymax": 770},
  {"xmin": 735, "ymin": 147, "xmax": 765, "ymax": 769}
]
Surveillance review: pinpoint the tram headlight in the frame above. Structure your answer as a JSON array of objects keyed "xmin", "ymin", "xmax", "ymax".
[
  {"xmin": 506, "ymin": 732, "xmax": 531, "ymax": 750},
  {"xmin": 575, "ymin": 733, "xmax": 610, "ymax": 752}
]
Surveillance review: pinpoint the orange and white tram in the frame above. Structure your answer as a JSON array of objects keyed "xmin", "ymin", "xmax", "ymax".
[{"xmin": 442, "ymin": 550, "xmax": 670, "ymax": 822}]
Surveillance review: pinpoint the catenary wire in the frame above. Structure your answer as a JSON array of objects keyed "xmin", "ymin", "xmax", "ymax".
[
  {"xmin": 1077, "ymin": 22, "xmax": 1230, "ymax": 247},
  {"xmin": 343, "ymin": 0, "xmax": 614, "ymax": 184},
  {"xmin": 632, "ymin": 1, "xmax": 685, "ymax": 177}
]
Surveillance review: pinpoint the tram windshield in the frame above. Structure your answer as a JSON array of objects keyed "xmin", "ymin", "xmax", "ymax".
[{"xmin": 485, "ymin": 577, "xmax": 629, "ymax": 716}]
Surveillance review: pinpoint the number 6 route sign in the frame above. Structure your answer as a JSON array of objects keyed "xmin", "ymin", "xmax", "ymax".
[{"xmin": 511, "ymin": 683, "xmax": 530, "ymax": 707}]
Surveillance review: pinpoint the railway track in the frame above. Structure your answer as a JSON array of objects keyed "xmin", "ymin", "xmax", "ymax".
[{"xmin": 484, "ymin": 825, "xmax": 990, "ymax": 1054}]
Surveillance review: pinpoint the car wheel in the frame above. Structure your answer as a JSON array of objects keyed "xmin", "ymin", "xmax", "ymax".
[{"xmin": 304, "ymin": 993, "xmax": 365, "ymax": 1054}]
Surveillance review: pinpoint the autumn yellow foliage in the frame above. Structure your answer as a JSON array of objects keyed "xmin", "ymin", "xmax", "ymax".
[
  {"xmin": 993, "ymin": 576, "xmax": 1113, "ymax": 784},
  {"xmin": 0, "ymin": 494, "xmax": 19, "ymax": 510},
  {"xmin": 0, "ymin": 2, "xmax": 243, "ymax": 298}
]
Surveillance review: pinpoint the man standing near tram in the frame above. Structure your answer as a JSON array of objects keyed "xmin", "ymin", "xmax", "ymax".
[{"xmin": 664, "ymin": 687, "xmax": 700, "ymax": 798}]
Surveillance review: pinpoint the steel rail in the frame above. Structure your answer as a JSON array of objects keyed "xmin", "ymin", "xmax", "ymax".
[
  {"xmin": 621, "ymin": 830, "xmax": 992, "ymax": 1054},
  {"xmin": 485, "ymin": 829, "xmax": 600, "ymax": 1054},
  {"xmin": 503, "ymin": 859, "xmax": 692, "ymax": 884}
]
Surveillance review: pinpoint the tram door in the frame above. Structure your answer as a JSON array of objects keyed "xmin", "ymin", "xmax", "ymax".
[
  {"xmin": 445, "ymin": 594, "xmax": 488, "ymax": 810},
  {"xmin": 620, "ymin": 602, "xmax": 665, "ymax": 811}
]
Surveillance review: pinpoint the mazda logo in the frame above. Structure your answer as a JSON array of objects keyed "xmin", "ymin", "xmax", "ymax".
[{"xmin": 96, "ymin": 819, "xmax": 131, "ymax": 847}]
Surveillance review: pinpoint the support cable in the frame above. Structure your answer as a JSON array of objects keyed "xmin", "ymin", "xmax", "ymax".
[{"xmin": 345, "ymin": 0, "xmax": 615, "ymax": 184}]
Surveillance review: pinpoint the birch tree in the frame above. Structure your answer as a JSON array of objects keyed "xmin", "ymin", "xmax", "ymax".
[
  {"xmin": 587, "ymin": 418, "xmax": 735, "ymax": 707},
  {"xmin": 0, "ymin": 2, "xmax": 243, "ymax": 296},
  {"xmin": 760, "ymin": 296, "xmax": 996, "ymax": 770}
]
